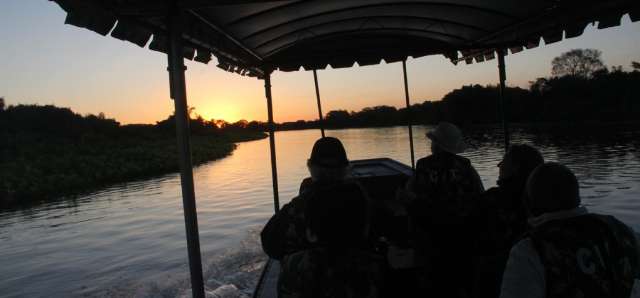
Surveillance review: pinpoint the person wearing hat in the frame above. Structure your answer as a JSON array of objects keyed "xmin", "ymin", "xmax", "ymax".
[
  {"xmin": 469, "ymin": 144, "xmax": 544, "ymax": 297},
  {"xmin": 402, "ymin": 122, "xmax": 484, "ymax": 297},
  {"xmin": 261, "ymin": 137, "xmax": 357, "ymax": 260},
  {"xmin": 298, "ymin": 136, "xmax": 351, "ymax": 194},
  {"xmin": 500, "ymin": 162, "xmax": 640, "ymax": 298},
  {"xmin": 407, "ymin": 122, "xmax": 484, "ymax": 202}
]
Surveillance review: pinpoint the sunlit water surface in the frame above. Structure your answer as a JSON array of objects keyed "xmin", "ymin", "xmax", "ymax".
[{"xmin": 1, "ymin": 126, "xmax": 639, "ymax": 297}]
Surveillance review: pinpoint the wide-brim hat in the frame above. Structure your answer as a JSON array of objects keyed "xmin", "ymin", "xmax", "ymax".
[
  {"xmin": 426, "ymin": 122, "xmax": 467, "ymax": 154},
  {"xmin": 308, "ymin": 137, "xmax": 349, "ymax": 168}
]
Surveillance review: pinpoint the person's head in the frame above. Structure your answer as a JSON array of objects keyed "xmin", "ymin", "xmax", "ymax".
[
  {"xmin": 307, "ymin": 137, "xmax": 350, "ymax": 182},
  {"xmin": 525, "ymin": 162, "xmax": 580, "ymax": 217},
  {"xmin": 498, "ymin": 144, "xmax": 544, "ymax": 186},
  {"xmin": 427, "ymin": 122, "xmax": 467, "ymax": 155},
  {"xmin": 305, "ymin": 183, "xmax": 368, "ymax": 247}
]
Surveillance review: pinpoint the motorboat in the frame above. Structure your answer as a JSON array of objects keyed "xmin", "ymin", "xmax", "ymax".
[{"xmin": 47, "ymin": 1, "xmax": 639, "ymax": 297}]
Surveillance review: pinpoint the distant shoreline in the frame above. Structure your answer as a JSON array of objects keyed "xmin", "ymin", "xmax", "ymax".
[{"xmin": 269, "ymin": 120, "xmax": 640, "ymax": 132}]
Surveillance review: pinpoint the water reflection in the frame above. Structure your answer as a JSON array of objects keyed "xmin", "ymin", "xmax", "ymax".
[{"xmin": 0, "ymin": 125, "xmax": 639, "ymax": 297}]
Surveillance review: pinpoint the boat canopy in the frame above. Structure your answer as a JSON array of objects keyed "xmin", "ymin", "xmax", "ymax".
[{"xmin": 54, "ymin": 0, "xmax": 638, "ymax": 78}]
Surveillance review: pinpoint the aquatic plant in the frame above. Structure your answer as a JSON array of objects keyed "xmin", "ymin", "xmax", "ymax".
[{"xmin": 0, "ymin": 105, "xmax": 266, "ymax": 208}]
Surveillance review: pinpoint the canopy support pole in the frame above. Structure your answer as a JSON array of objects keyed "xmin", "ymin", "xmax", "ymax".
[
  {"xmin": 497, "ymin": 49, "xmax": 510, "ymax": 152},
  {"xmin": 313, "ymin": 70, "xmax": 325, "ymax": 137},
  {"xmin": 167, "ymin": 11, "xmax": 205, "ymax": 298},
  {"xmin": 402, "ymin": 60, "xmax": 416, "ymax": 170},
  {"xmin": 264, "ymin": 71, "xmax": 280, "ymax": 212}
]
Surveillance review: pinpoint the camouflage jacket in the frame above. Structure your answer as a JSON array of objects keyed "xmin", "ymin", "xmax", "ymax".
[
  {"xmin": 407, "ymin": 152, "xmax": 484, "ymax": 233},
  {"xmin": 261, "ymin": 179, "xmax": 363, "ymax": 260},
  {"xmin": 530, "ymin": 213, "xmax": 639, "ymax": 298},
  {"xmin": 261, "ymin": 190, "xmax": 312, "ymax": 260},
  {"xmin": 278, "ymin": 247, "xmax": 385, "ymax": 298},
  {"xmin": 408, "ymin": 152, "xmax": 484, "ymax": 224}
]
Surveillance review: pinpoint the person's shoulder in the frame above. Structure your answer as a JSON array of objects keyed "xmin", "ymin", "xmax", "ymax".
[
  {"xmin": 512, "ymin": 237, "xmax": 534, "ymax": 250},
  {"xmin": 298, "ymin": 177, "xmax": 314, "ymax": 194},
  {"xmin": 279, "ymin": 195, "xmax": 308, "ymax": 216},
  {"xmin": 416, "ymin": 155, "xmax": 436, "ymax": 169},
  {"xmin": 482, "ymin": 186, "xmax": 501, "ymax": 197},
  {"xmin": 509, "ymin": 237, "xmax": 541, "ymax": 264},
  {"xmin": 592, "ymin": 213, "xmax": 632, "ymax": 229},
  {"xmin": 472, "ymin": 187, "xmax": 501, "ymax": 208},
  {"xmin": 451, "ymin": 153, "xmax": 472, "ymax": 165},
  {"xmin": 592, "ymin": 213, "xmax": 640, "ymax": 247},
  {"xmin": 416, "ymin": 156, "xmax": 429, "ymax": 165}
]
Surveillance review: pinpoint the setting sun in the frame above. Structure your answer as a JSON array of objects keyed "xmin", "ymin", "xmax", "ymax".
[{"xmin": 195, "ymin": 102, "xmax": 240, "ymax": 122}]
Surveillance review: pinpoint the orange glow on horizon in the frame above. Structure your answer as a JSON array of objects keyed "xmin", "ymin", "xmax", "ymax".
[{"xmin": 195, "ymin": 103, "xmax": 241, "ymax": 122}]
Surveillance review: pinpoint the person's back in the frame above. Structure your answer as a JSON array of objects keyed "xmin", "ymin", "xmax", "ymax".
[
  {"xmin": 261, "ymin": 137, "xmax": 352, "ymax": 260},
  {"xmin": 500, "ymin": 162, "xmax": 640, "ymax": 298},
  {"xmin": 405, "ymin": 122, "xmax": 484, "ymax": 297},
  {"xmin": 278, "ymin": 183, "xmax": 384, "ymax": 298},
  {"xmin": 408, "ymin": 123, "xmax": 483, "ymax": 223},
  {"xmin": 412, "ymin": 151, "xmax": 482, "ymax": 213},
  {"xmin": 280, "ymin": 247, "xmax": 384, "ymax": 298},
  {"xmin": 529, "ymin": 213, "xmax": 638, "ymax": 297}
]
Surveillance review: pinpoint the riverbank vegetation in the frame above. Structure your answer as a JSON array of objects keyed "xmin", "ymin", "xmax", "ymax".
[
  {"xmin": 0, "ymin": 105, "xmax": 266, "ymax": 208},
  {"xmin": 244, "ymin": 50, "xmax": 640, "ymax": 130}
]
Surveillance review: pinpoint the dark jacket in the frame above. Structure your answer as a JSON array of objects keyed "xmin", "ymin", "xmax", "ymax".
[
  {"xmin": 260, "ymin": 179, "xmax": 363, "ymax": 260},
  {"xmin": 530, "ymin": 213, "xmax": 639, "ymax": 298},
  {"xmin": 406, "ymin": 152, "xmax": 484, "ymax": 298},
  {"xmin": 409, "ymin": 152, "xmax": 484, "ymax": 222},
  {"xmin": 278, "ymin": 247, "xmax": 385, "ymax": 298},
  {"xmin": 468, "ymin": 177, "xmax": 530, "ymax": 298},
  {"xmin": 500, "ymin": 208, "xmax": 640, "ymax": 298}
]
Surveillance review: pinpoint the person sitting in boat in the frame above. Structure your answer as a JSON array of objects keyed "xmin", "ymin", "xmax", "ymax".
[
  {"xmin": 261, "ymin": 137, "xmax": 354, "ymax": 260},
  {"xmin": 402, "ymin": 121, "xmax": 484, "ymax": 297},
  {"xmin": 500, "ymin": 162, "xmax": 640, "ymax": 298},
  {"xmin": 468, "ymin": 144, "xmax": 544, "ymax": 297},
  {"xmin": 278, "ymin": 183, "xmax": 384, "ymax": 298}
]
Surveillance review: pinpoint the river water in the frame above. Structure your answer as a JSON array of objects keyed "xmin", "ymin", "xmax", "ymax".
[{"xmin": 1, "ymin": 125, "xmax": 639, "ymax": 297}]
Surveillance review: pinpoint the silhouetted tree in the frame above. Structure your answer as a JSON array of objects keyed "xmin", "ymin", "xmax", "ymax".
[
  {"xmin": 551, "ymin": 49, "xmax": 605, "ymax": 78},
  {"xmin": 529, "ymin": 78, "xmax": 550, "ymax": 96},
  {"xmin": 632, "ymin": 61, "xmax": 640, "ymax": 71},
  {"xmin": 325, "ymin": 110, "xmax": 352, "ymax": 127},
  {"xmin": 0, "ymin": 97, "xmax": 5, "ymax": 111}
]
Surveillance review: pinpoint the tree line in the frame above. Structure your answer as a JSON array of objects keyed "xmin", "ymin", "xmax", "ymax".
[{"xmin": 236, "ymin": 50, "xmax": 640, "ymax": 131}]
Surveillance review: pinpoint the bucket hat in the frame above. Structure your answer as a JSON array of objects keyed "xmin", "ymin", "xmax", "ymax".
[
  {"xmin": 308, "ymin": 137, "xmax": 349, "ymax": 168},
  {"xmin": 426, "ymin": 122, "xmax": 467, "ymax": 154}
]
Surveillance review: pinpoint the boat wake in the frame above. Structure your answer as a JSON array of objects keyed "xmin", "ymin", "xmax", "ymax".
[{"xmin": 90, "ymin": 227, "xmax": 267, "ymax": 298}]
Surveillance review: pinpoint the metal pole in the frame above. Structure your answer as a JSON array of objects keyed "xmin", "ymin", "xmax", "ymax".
[
  {"xmin": 402, "ymin": 60, "xmax": 416, "ymax": 170},
  {"xmin": 167, "ymin": 11, "xmax": 205, "ymax": 298},
  {"xmin": 497, "ymin": 49, "xmax": 510, "ymax": 152},
  {"xmin": 313, "ymin": 69, "xmax": 325, "ymax": 137},
  {"xmin": 264, "ymin": 71, "xmax": 280, "ymax": 212}
]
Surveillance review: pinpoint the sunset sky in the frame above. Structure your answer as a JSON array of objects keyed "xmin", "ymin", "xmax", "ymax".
[{"xmin": 1, "ymin": 1, "xmax": 639, "ymax": 124}]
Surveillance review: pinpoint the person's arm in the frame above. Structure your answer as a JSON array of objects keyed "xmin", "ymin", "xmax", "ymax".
[
  {"xmin": 298, "ymin": 177, "xmax": 313, "ymax": 195},
  {"xmin": 500, "ymin": 238, "xmax": 545, "ymax": 298},
  {"xmin": 261, "ymin": 201, "xmax": 297, "ymax": 260}
]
